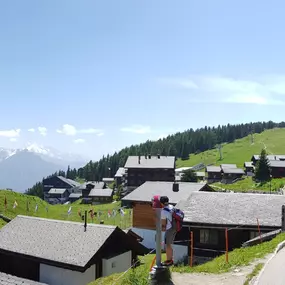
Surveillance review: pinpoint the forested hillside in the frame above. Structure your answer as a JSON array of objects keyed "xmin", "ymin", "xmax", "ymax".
[{"xmin": 26, "ymin": 121, "xmax": 284, "ymax": 198}]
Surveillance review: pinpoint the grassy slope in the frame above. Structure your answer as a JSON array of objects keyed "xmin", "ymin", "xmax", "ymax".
[
  {"xmin": 176, "ymin": 128, "xmax": 285, "ymax": 168},
  {"xmin": 0, "ymin": 190, "xmax": 131, "ymax": 229},
  {"xmin": 90, "ymin": 233, "xmax": 285, "ymax": 285}
]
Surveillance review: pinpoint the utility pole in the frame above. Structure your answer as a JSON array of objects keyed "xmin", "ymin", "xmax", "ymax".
[
  {"xmin": 149, "ymin": 196, "xmax": 171, "ymax": 285},
  {"xmin": 218, "ymin": 144, "xmax": 223, "ymax": 160}
]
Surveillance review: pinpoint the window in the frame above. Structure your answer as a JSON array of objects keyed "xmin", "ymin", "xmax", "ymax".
[
  {"xmin": 111, "ymin": 261, "xmax": 116, "ymax": 268},
  {"xmin": 250, "ymin": 231, "xmax": 260, "ymax": 240},
  {"xmin": 200, "ymin": 229, "xmax": 218, "ymax": 245}
]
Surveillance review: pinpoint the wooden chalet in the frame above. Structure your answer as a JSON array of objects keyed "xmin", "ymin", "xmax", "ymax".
[
  {"xmin": 244, "ymin": 162, "xmax": 254, "ymax": 174},
  {"xmin": 206, "ymin": 166, "xmax": 222, "ymax": 183},
  {"xmin": 123, "ymin": 155, "xmax": 175, "ymax": 195},
  {"xmin": 121, "ymin": 181, "xmax": 214, "ymax": 248},
  {"xmin": 221, "ymin": 168, "xmax": 244, "ymax": 183},
  {"xmin": 269, "ymin": 160, "xmax": 285, "ymax": 178},
  {"xmin": 114, "ymin": 167, "xmax": 125, "ymax": 187},
  {"xmin": 47, "ymin": 188, "xmax": 70, "ymax": 204},
  {"xmin": 0, "ymin": 216, "xmax": 148, "ymax": 285},
  {"xmin": 42, "ymin": 176, "xmax": 81, "ymax": 203},
  {"xmin": 174, "ymin": 192, "xmax": 285, "ymax": 265},
  {"xmin": 251, "ymin": 154, "xmax": 279, "ymax": 165}
]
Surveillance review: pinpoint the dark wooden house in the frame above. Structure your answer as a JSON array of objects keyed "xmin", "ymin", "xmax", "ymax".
[
  {"xmin": 206, "ymin": 166, "xmax": 222, "ymax": 183},
  {"xmin": 251, "ymin": 154, "xmax": 277, "ymax": 165},
  {"xmin": 88, "ymin": 188, "xmax": 114, "ymax": 203},
  {"xmin": 174, "ymin": 192, "xmax": 285, "ymax": 265},
  {"xmin": 221, "ymin": 168, "xmax": 244, "ymax": 183},
  {"xmin": 114, "ymin": 167, "xmax": 125, "ymax": 187},
  {"xmin": 0, "ymin": 216, "xmax": 148, "ymax": 285},
  {"xmin": 42, "ymin": 176, "xmax": 80, "ymax": 202},
  {"xmin": 80, "ymin": 182, "xmax": 106, "ymax": 198},
  {"xmin": 269, "ymin": 160, "xmax": 285, "ymax": 178},
  {"xmin": 244, "ymin": 162, "xmax": 254, "ymax": 174},
  {"xmin": 121, "ymin": 181, "xmax": 214, "ymax": 249},
  {"xmin": 123, "ymin": 155, "xmax": 175, "ymax": 195}
]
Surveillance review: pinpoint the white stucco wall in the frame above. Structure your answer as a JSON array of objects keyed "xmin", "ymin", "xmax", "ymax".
[
  {"xmin": 102, "ymin": 251, "xmax": 132, "ymax": 277},
  {"xmin": 39, "ymin": 263, "xmax": 96, "ymax": 285},
  {"xmin": 173, "ymin": 244, "xmax": 188, "ymax": 265},
  {"xmin": 131, "ymin": 227, "xmax": 166, "ymax": 249}
]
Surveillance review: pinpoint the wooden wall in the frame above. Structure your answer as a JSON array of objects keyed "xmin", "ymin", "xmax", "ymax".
[{"xmin": 132, "ymin": 202, "xmax": 156, "ymax": 230}]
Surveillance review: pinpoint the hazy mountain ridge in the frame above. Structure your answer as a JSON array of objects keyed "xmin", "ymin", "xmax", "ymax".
[{"xmin": 0, "ymin": 144, "xmax": 87, "ymax": 192}]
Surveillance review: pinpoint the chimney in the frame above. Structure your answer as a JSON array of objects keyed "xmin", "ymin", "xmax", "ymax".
[
  {"xmin": 157, "ymin": 154, "xmax": 160, "ymax": 159},
  {"xmin": 138, "ymin": 155, "xmax": 141, "ymax": 164},
  {"xmin": 148, "ymin": 154, "xmax": 151, "ymax": 159},
  {"xmin": 145, "ymin": 154, "xmax": 147, "ymax": 159},
  {"xmin": 173, "ymin": 182, "xmax": 179, "ymax": 192}
]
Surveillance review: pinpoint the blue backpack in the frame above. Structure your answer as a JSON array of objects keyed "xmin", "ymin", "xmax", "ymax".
[{"xmin": 164, "ymin": 207, "xmax": 184, "ymax": 232}]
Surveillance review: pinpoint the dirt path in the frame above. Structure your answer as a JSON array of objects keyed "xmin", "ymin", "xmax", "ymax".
[{"xmin": 171, "ymin": 255, "xmax": 272, "ymax": 285}]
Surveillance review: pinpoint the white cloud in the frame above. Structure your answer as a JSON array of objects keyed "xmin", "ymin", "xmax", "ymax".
[
  {"xmin": 120, "ymin": 125, "xmax": 151, "ymax": 134},
  {"xmin": 0, "ymin": 129, "xmax": 20, "ymax": 138},
  {"xmin": 97, "ymin": 132, "xmax": 104, "ymax": 137},
  {"xmin": 28, "ymin": 128, "xmax": 35, "ymax": 132},
  {"xmin": 73, "ymin": 138, "xmax": 85, "ymax": 144},
  {"xmin": 57, "ymin": 124, "xmax": 103, "ymax": 136},
  {"xmin": 158, "ymin": 75, "xmax": 285, "ymax": 105},
  {"xmin": 9, "ymin": 138, "xmax": 17, "ymax": 142},
  {"xmin": 38, "ymin": 127, "xmax": 47, "ymax": 136}
]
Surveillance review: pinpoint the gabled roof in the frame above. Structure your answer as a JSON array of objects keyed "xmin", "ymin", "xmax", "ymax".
[
  {"xmin": 269, "ymin": 160, "xmax": 285, "ymax": 168},
  {"xmin": 0, "ymin": 216, "xmax": 118, "ymax": 269},
  {"xmin": 79, "ymin": 181, "xmax": 105, "ymax": 190},
  {"xmin": 251, "ymin": 155, "xmax": 278, "ymax": 161},
  {"xmin": 124, "ymin": 156, "xmax": 175, "ymax": 169},
  {"xmin": 89, "ymin": 188, "xmax": 113, "ymax": 197},
  {"xmin": 57, "ymin": 176, "xmax": 81, "ymax": 187},
  {"xmin": 222, "ymin": 168, "xmax": 244, "ymax": 174},
  {"xmin": 175, "ymin": 167, "xmax": 192, "ymax": 173},
  {"xmin": 69, "ymin": 193, "xmax": 82, "ymax": 198},
  {"xmin": 0, "ymin": 272, "xmax": 47, "ymax": 285},
  {"xmin": 206, "ymin": 166, "xmax": 221, "ymax": 173},
  {"xmin": 48, "ymin": 188, "xmax": 67, "ymax": 194},
  {"xmin": 114, "ymin": 167, "xmax": 125, "ymax": 177},
  {"xmin": 121, "ymin": 181, "xmax": 213, "ymax": 204},
  {"xmin": 244, "ymin": 162, "xmax": 254, "ymax": 167},
  {"xmin": 220, "ymin": 164, "xmax": 237, "ymax": 169},
  {"xmin": 177, "ymin": 192, "xmax": 285, "ymax": 227}
]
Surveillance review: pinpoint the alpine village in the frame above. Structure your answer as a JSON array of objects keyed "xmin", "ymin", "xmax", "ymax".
[{"xmin": 1, "ymin": 121, "xmax": 285, "ymax": 285}]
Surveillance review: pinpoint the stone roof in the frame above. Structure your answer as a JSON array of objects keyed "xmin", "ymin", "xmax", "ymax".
[
  {"xmin": 124, "ymin": 156, "xmax": 175, "ymax": 169},
  {"xmin": 0, "ymin": 272, "xmax": 47, "ymax": 285},
  {"xmin": 122, "ymin": 181, "xmax": 212, "ymax": 204},
  {"xmin": 0, "ymin": 216, "xmax": 118, "ymax": 268},
  {"xmin": 114, "ymin": 167, "xmax": 125, "ymax": 177},
  {"xmin": 57, "ymin": 176, "xmax": 81, "ymax": 187},
  {"xmin": 222, "ymin": 168, "xmax": 245, "ymax": 174},
  {"xmin": 269, "ymin": 160, "xmax": 285, "ymax": 168},
  {"xmin": 69, "ymin": 193, "xmax": 82, "ymax": 198},
  {"xmin": 89, "ymin": 188, "xmax": 113, "ymax": 197},
  {"xmin": 177, "ymin": 192, "xmax": 285, "ymax": 227},
  {"xmin": 206, "ymin": 166, "xmax": 221, "ymax": 173},
  {"xmin": 48, "ymin": 188, "xmax": 67, "ymax": 194},
  {"xmin": 220, "ymin": 164, "xmax": 237, "ymax": 169},
  {"xmin": 79, "ymin": 181, "xmax": 105, "ymax": 190},
  {"xmin": 244, "ymin": 162, "xmax": 254, "ymax": 167}
]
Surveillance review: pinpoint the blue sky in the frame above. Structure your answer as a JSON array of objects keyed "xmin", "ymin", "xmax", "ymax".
[{"xmin": 1, "ymin": 0, "xmax": 285, "ymax": 159}]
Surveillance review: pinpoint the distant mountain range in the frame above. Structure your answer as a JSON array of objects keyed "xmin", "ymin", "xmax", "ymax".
[{"xmin": 0, "ymin": 144, "xmax": 87, "ymax": 192}]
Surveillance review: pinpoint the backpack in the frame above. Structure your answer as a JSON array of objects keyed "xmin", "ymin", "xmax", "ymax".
[{"xmin": 164, "ymin": 207, "xmax": 184, "ymax": 232}]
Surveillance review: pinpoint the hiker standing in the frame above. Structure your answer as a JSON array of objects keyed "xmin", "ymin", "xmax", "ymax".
[{"xmin": 160, "ymin": 196, "xmax": 176, "ymax": 266}]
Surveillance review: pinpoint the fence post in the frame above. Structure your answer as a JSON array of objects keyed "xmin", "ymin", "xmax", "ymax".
[
  {"xmin": 190, "ymin": 231, "xmax": 193, "ymax": 267},
  {"xmin": 257, "ymin": 218, "xmax": 262, "ymax": 243},
  {"xmin": 225, "ymin": 228, "xmax": 228, "ymax": 263}
]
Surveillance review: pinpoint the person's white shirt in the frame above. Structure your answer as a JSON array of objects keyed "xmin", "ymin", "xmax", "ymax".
[{"xmin": 161, "ymin": 204, "xmax": 174, "ymax": 230}]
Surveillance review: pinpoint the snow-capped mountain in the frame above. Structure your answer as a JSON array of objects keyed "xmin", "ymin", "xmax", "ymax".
[{"xmin": 0, "ymin": 144, "xmax": 88, "ymax": 192}]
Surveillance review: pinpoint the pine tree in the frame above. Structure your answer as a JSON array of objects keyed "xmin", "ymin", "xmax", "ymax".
[{"xmin": 255, "ymin": 149, "xmax": 271, "ymax": 182}]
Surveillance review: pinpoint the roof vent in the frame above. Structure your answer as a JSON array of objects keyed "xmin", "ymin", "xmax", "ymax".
[
  {"xmin": 138, "ymin": 155, "xmax": 141, "ymax": 164},
  {"xmin": 148, "ymin": 154, "xmax": 151, "ymax": 159},
  {"xmin": 157, "ymin": 154, "xmax": 160, "ymax": 159},
  {"xmin": 145, "ymin": 154, "xmax": 147, "ymax": 159},
  {"xmin": 173, "ymin": 183, "xmax": 179, "ymax": 192}
]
